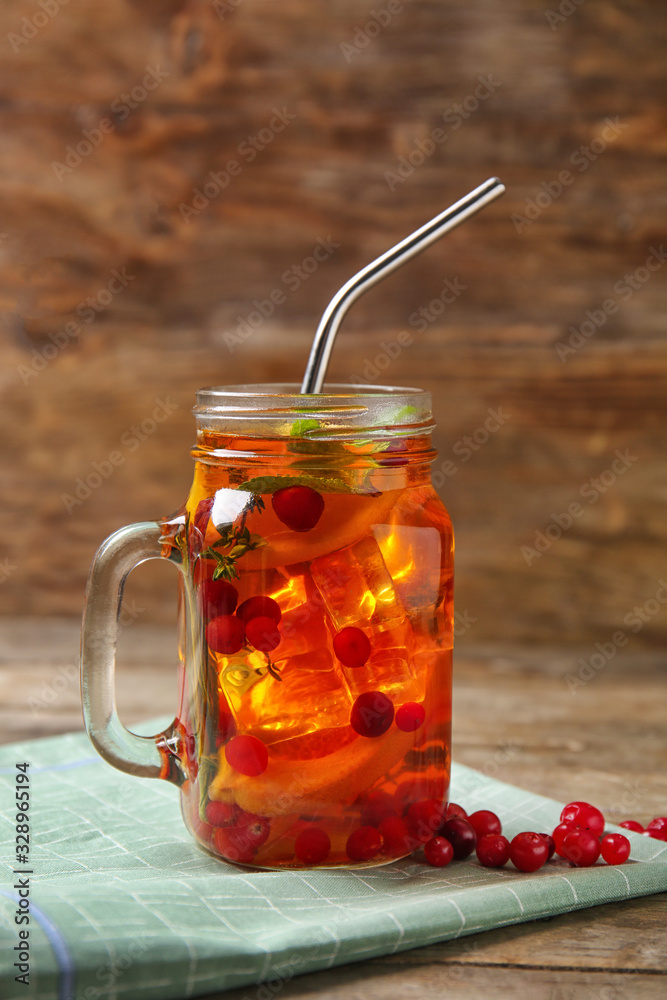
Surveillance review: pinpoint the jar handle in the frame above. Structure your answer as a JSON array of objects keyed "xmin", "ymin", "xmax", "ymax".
[{"xmin": 80, "ymin": 521, "xmax": 184, "ymax": 784}]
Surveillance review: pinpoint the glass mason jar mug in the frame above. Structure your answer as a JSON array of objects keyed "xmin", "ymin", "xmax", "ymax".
[{"xmin": 81, "ymin": 384, "xmax": 453, "ymax": 869}]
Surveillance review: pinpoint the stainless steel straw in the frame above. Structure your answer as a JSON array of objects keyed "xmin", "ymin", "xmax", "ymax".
[{"xmin": 300, "ymin": 176, "xmax": 505, "ymax": 394}]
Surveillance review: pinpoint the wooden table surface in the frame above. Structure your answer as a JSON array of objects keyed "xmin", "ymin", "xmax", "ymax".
[{"xmin": 1, "ymin": 620, "xmax": 665, "ymax": 998}]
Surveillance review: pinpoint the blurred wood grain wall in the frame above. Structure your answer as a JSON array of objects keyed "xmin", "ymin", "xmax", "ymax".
[{"xmin": 0, "ymin": 0, "xmax": 665, "ymax": 649}]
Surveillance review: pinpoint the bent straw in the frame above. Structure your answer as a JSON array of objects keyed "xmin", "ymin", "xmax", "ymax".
[{"xmin": 300, "ymin": 177, "xmax": 505, "ymax": 394}]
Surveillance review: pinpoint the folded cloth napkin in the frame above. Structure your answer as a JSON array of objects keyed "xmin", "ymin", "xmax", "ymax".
[{"xmin": 1, "ymin": 728, "xmax": 665, "ymax": 1000}]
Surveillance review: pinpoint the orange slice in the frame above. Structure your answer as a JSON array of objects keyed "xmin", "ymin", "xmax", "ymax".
[
  {"xmin": 269, "ymin": 725, "xmax": 359, "ymax": 761},
  {"xmin": 238, "ymin": 489, "xmax": 403, "ymax": 570},
  {"xmin": 209, "ymin": 725, "xmax": 416, "ymax": 818}
]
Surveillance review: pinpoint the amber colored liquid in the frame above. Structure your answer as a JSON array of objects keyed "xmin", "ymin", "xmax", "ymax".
[{"xmin": 174, "ymin": 432, "xmax": 453, "ymax": 868}]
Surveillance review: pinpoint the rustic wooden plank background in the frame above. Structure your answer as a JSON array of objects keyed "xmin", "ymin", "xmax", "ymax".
[{"xmin": 0, "ymin": 0, "xmax": 666, "ymax": 649}]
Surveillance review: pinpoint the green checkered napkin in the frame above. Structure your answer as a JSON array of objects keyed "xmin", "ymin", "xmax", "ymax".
[{"xmin": 1, "ymin": 727, "xmax": 665, "ymax": 1000}]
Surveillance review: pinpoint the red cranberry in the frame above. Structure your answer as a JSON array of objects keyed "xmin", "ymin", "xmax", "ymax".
[
  {"xmin": 212, "ymin": 826, "xmax": 255, "ymax": 864},
  {"xmin": 561, "ymin": 829, "xmax": 601, "ymax": 867},
  {"xmin": 619, "ymin": 820, "xmax": 644, "ymax": 834},
  {"xmin": 560, "ymin": 801, "xmax": 605, "ymax": 837},
  {"xmin": 395, "ymin": 702, "xmax": 426, "ymax": 733},
  {"xmin": 600, "ymin": 833, "xmax": 631, "ymax": 865},
  {"xmin": 646, "ymin": 817, "xmax": 667, "ymax": 842},
  {"xmin": 378, "ymin": 815, "xmax": 411, "ymax": 853},
  {"xmin": 509, "ymin": 831, "xmax": 549, "ymax": 872},
  {"xmin": 206, "ymin": 615, "xmax": 245, "ymax": 655},
  {"xmin": 552, "ymin": 821, "xmax": 577, "ymax": 857},
  {"xmin": 538, "ymin": 833, "xmax": 556, "ymax": 860},
  {"xmin": 190, "ymin": 812, "xmax": 214, "ymax": 847},
  {"xmin": 392, "ymin": 779, "xmax": 423, "ymax": 810},
  {"xmin": 346, "ymin": 826, "xmax": 383, "ymax": 862},
  {"xmin": 468, "ymin": 810, "xmax": 502, "ymax": 839},
  {"xmin": 224, "ymin": 735, "xmax": 268, "ymax": 776},
  {"xmin": 216, "ymin": 694, "xmax": 237, "ymax": 747},
  {"xmin": 439, "ymin": 818, "xmax": 477, "ymax": 860},
  {"xmin": 350, "ymin": 691, "xmax": 394, "ymax": 738},
  {"xmin": 424, "ymin": 836, "xmax": 454, "ymax": 867},
  {"xmin": 476, "ymin": 833, "xmax": 510, "ymax": 868},
  {"xmin": 234, "ymin": 809, "xmax": 271, "ymax": 849},
  {"xmin": 236, "ymin": 595, "xmax": 282, "ymax": 625},
  {"xmin": 295, "ymin": 827, "xmax": 331, "ymax": 865},
  {"xmin": 407, "ymin": 799, "xmax": 446, "ymax": 844},
  {"xmin": 272, "ymin": 485, "xmax": 324, "ymax": 532},
  {"xmin": 443, "ymin": 802, "xmax": 468, "ymax": 821},
  {"xmin": 245, "ymin": 615, "xmax": 281, "ymax": 652},
  {"xmin": 203, "ymin": 579, "xmax": 239, "ymax": 617},
  {"xmin": 333, "ymin": 627, "xmax": 372, "ymax": 668},
  {"xmin": 205, "ymin": 800, "xmax": 238, "ymax": 827},
  {"xmin": 361, "ymin": 790, "xmax": 397, "ymax": 827}
]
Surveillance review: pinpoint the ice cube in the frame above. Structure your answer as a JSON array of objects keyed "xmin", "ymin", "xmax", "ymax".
[
  {"xmin": 218, "ymin": 574, "xmax": 353, "ymax": 743},
  {"xmin": 372, "ymin": 524, "xmax": 442, "ymax": 627},
  {"xmin": 231, "ymin": 565, "xmax": 309, "ymax": 619},
  {"xmin": 339, "ymin": 620, "xmax": 423, "ymax": 704},
  {"xmin": 266, "ymin": 564, "xmax": 309, "ymax": 615},
  {"xmin": 252, "ymin": 637, "xmax": 351, "ymax": 742},
  {"xmin": 274, "ymin": 589, "xmax": 333, "ymax": 661},
  {"xmin": 310, "ymin": 534, "xmax": 404, "ymax": 630}
]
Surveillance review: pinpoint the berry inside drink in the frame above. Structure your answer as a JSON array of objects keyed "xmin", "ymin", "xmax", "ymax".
[{"xmin": 167, "ymin": 386, "xmax": 453, "ymax": 869}]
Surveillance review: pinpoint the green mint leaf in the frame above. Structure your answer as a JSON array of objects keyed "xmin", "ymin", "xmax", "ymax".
[
  {"xmin": 290, "ymin": 418, "xmax": 320, "ymax": 437},
  {"xmin": 394, "ymin": 404, "xmax": 419, "ymax": 421},
  {"xmin": 235, "ymin": 474, "xmax": 360, "ymax": 495}
]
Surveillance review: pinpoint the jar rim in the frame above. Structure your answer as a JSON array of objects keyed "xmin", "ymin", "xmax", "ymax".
[
  {"xmin": 195, "ymin": 382, "xmax": 427, "ymax": 400},
  {"xmin": 193, "ymin": 383, "xmax": 433, "ymax": 440}
]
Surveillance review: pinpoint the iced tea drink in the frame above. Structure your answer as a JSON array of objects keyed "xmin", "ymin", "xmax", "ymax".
[{"xmin": 167, "ymin": 385, "xmax": 453, "ymax": 868}]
